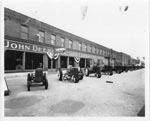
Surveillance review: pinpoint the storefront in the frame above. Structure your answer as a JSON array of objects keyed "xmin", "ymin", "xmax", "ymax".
[
  {"xmin": 4, "ymin": 39, "xmax": 106, "ymax": 72},
  {"xmin": 4, "ymin": 39, "xmax": 53, "ymax": 72}
]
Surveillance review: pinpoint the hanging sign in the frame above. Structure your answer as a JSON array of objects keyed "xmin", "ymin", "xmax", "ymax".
[
  {"xmin": 74, "ymin": 57, "xmax": 80, "ymax": 63},
  {"xmin": 55, "ymin": 48, "xmax": 66, "ymax": 53},
  {"xmin": 47, "ymin": 51, "xmax": 54, "ymax": 59},
  {"xmin": 53, "ymin": 53, "xmax": 59, "ymax": 60}
]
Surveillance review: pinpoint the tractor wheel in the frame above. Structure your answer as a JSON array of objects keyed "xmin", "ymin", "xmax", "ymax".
[
  {"xmin": 42, "ymin": 73, "xmax": 46, "ymax": 85},
  {"xmin": 58, "ymin": 69, "xmax": 63, "ymax": 81},
  {"xmin": 45, "ymin": 79, "xmax": 48, "ymax": 89},
  {"xmin": 27, "ymin": 81, "xmax": 30, "ymax": 91},
  {"xmin": 27, "ymin": 74, "xmax": 31, "ymax": 91},
  {"xmin": 109, "ymin": 71, "xmax": 113, "ymax": 76},
  {"xmin": 27, "ymin": 73, "xmax": 31, "ymax": 81},
  {"xmin": 97, "ymin": 73, "xmax": 101, "ymax": 78},
  {"xmin": 80, "ymin": 75, "xmax": 83, "ymax": 80},
  {"xmin": 85, "ymin": 68, "xmax": 89, "ymax": 76},
  {"xmin": 72, "ymin": 75, "xmax": 79, "ymax": 83}
]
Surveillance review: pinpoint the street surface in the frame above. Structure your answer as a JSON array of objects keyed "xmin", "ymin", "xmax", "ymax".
[{"xmin": 5, "ymin": 69, "xmax": 145, "ymax": 116}]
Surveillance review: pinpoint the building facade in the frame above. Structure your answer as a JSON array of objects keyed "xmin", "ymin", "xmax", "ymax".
[
  {"xmin": 5, "ymin": 8, "xmax": 137, "ymax": 73},
  {"xmin": 120, "ymin": 52, "xmax": 131, "ymax": 66},
  {"xmin": 5, "ymin": 8, "xmax": 113, "ymax": 72}
]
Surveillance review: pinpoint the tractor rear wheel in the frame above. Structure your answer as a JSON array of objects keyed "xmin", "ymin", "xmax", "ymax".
[
  {"xmin": 85, "ymin": 68, "xmax": 89, "ymax": 76},
  {"xmin": 27, "ymin": 81, "xmax": 31, "ymax": 91},
  {"xmin": 72, "ymin": 75, "xmax": 79, "ymax": 83},
  {"xmin": 58, "ymin": 69, "xmax": 63, "ymax": 81},
  {"xmin": 45, "ymin": 79, "xmax": 48, "ymax": 89},
  {"xmin": 96, "ymin": 73, "xmax": 101, "ymax": 78}
]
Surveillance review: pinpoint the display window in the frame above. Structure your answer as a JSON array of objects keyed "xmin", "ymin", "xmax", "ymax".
[
  {"xmin": 69, "ymin": 57, "xmax": 74, "ymax": 67},
  {"xmin": 25, "ymin": 52, "xmax": 43, "ymax": 69},
  {"xmin": 79, "ymin": 58, "xmax": 85, "ymax": 68},
  {"xmin": 60, "ymin": 56, "xmax": 67, "ymax": 68},
  {"xmin": 5, "ymin": 50, "xmax": 23, "ymax": 70}
]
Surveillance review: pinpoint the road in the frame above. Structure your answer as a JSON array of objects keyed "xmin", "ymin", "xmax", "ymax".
[{"xmin": 4, "ymin": 69, "xmax": 145, "ymax": 116}]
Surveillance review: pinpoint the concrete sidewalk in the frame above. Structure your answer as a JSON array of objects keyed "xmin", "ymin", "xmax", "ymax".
[{"xmin": 4, "ymin": 71, "xmax": 57, "ymax": 78}]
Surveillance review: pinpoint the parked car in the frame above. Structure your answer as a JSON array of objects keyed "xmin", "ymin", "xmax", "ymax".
[{"xmin": 58, "ymin": 66, "xmax": 84, "ymax": 83}]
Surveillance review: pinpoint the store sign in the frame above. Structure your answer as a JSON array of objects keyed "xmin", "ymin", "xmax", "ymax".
[
  {"xmin": 55, "ymin": 48, "xmax": 66, "ymax": 53},
  {"xmin": 5, "ymin": 40, "xmax": 53, "ymax": 54}
]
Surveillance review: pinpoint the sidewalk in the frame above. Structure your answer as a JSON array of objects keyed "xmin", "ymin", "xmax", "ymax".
[{"xmin": 4, "ymin": 71, "xmax": 57, "ymax": 79}]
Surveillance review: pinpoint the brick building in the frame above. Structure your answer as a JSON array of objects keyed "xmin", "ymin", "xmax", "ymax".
[
  {"xmin": 4, "ymin": 8, "xmax": 113, "ymax": 72},
  {"xmin": 120, "ymin": 52, "xmax": 131, "ymax": 66},
  {"xmin": 4, "ymin": 8, "xmax": 135, "ymax": 73}
]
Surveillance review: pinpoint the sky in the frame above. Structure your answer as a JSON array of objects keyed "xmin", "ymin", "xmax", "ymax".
[{"xmin": 3, "ymin": 0, "xmax": 149, "ymax": 60}]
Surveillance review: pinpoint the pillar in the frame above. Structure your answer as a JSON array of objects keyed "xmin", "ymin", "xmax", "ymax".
[
  {"xmin": 51, "ymin": 59, "xmax": 53, "ymax": 69},
  {"xmin": 43, "ymin": 54, "xmax": 48, "ymax": 70},
  {"xmin": 67, "ymin": 56, "xmax": 69, "ymax": 67},
  {"xmin": 57, "ymin": 56, "xmax": 60, "ymax": 69},
  {"xmin": 85, "ymin": 58, "xmax": 86, "ymax": 68},
  {"xmin": 22, "ymin": 52, "xmax": 25, "ymax": 70}
]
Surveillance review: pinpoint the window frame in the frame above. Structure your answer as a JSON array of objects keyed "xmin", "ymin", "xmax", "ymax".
[
  {"xmin": 51, "ymin": 34, "xmax": 56, "ymax": 45},
  {"xmin": 68, "ymin": 39, "xmax": 73, "ymax": 49},
  {"xmin": 38, "ymin": 30, "xmax": 45, "ymax": 43},
  {"xmin": 85, "ymin": 44, "xmax": 87, "ymax": 52},
  {"xmin": 79, "ymin": 42, "xmax": 82, "ymax": 51},
  {"xmin": 89, "ymin": 46, "xmax": 92, "ymax": 53},
  {"xmin": 21, "ymin": 25, "xmax": 28, "ymax": 40},
  {"xmin": 60, "ymin": 37, "xmax": 65, "ymax": 47}
]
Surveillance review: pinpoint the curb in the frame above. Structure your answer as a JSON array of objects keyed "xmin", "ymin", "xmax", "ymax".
[{"xmin": 5, "ymin": 71, "xmax": 57, "ymax": 79}]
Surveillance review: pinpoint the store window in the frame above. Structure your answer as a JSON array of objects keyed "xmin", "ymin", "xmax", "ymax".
[
  {"xmin": 86, "ymin": 59, "xmax": 91, "ymax": 67},
  {"xmin": 48, "ymin": 58, "xmax": 51, "ymax": 69},
  {"xmin": 51, "ymin": 34, "xmax": 56, "ymax": 45},
  {"xmin": 69, "ymin": 57, "xmax": 74, "ymax": 67},
  {"xmin": 79, "ymin": 58, "xmax": 85, "ymax": 68},
  {"xmin": 21, "ymin": 25, "xmax": 28, "ymax": 40},
  {"xmin": 5, "ymin": 50, "xmax": 23, "ymax": 71},
  {"xmin": 60, "ymin": 56, "xmax": 67, "ymax": 68},
  {"xmin": 61, "ymin": 37, "xmax": 65, "ymax": 47},
  {"xmin": 38, "ymin": 31, "xmax": 45, "ymax": 43},
  {"xmin": 68, "ymin": 39, "xmax": 73, "ymax": 49},
  {"xmin": 48, "ymin": 58, "xmax": 56, "ymax": 69},
  {"xmin": 53, "ymin": 59, "xmax": 56, "ymax": 68},
  {"xmin": 25, "ymin": 52, "xmax": 43, "ymax": 69}
]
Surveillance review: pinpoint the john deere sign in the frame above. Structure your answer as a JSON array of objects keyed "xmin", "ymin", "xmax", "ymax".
[{"xmin": 5, "ymin": 39, "xmax": 53, "ymax": 53}]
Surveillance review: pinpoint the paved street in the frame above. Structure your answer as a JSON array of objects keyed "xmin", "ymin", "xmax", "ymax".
[{"xmin": 5, "ymin": 69, "xmax": 145, "ymax": 117}]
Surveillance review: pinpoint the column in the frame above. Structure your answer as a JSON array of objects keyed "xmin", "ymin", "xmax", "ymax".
[
  {"xmin": 67, "ymin": 56, "xmax": 69, "ymax": 67},
  {"xmin": 51, "ymin": 59, "xmax": 53, "ymax": 69},
  {"xmin": 22, "ymin": 52, "xmax": 25, "ymax": 71},
  {"xmin": 85, "ymin": 58, "xmax": 86, "ymax": 68},
  {"xmin": 58, "ymin": 56, "xmax": 60, "ymax": 69},
  {"xmin": 43, "ymin": 54, "xmax": 48, "ymax": 70}
]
